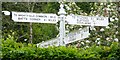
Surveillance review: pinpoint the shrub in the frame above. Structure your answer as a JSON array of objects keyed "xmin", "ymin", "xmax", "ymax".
[{"xmin": 1, "ymin": 39, "xmax": 120, "ymax": 60}]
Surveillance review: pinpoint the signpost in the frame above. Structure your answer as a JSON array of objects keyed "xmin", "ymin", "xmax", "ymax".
[
  {"xmin": 3, "ymin": 2, "xmax": 109, "ymax": 48},
  {"xmin": 12, "ymin": 11, "xmax": 58, "ymax": 24}
]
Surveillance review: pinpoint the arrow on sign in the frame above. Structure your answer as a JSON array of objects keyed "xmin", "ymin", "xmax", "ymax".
[
  {"xmin": 65, "ymin": 15, "xmax": 109, "ymax": 26},
  {"xmin": 12, "ymin": 11, "xmax": 58, "ymax": 24}
]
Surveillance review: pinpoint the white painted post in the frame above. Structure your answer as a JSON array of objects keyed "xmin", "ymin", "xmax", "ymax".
[{"xmin": 58, "ymin": 3, "xmax": 66, "ymax": 46}]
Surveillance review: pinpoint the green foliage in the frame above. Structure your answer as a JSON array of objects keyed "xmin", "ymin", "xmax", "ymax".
[
  {"xmin": 32, "ymin": 24, "xmax": 58, "ymax": 43},
  {"xmin": 1, "ymin": 39, "xmax": 120, "ymax": 60},
  {"xmin": 76, "ymin": 2, "xmax": 92, "ymax": 14}
]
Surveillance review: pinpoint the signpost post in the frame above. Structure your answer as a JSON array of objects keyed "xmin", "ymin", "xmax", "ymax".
[{"xmin": 58, "ymin": 3, "xmax": 66, "ymax": 46}]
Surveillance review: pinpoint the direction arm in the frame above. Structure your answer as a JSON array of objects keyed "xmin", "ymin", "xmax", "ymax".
[{"xmin": 2, "ymin": 11, "xmax": 11, "ymax": 15}]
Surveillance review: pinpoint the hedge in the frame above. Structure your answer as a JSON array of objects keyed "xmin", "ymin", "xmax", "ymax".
[{"xmin": 1, "ymin": 39, "xmax": 120, "ymax": 60}]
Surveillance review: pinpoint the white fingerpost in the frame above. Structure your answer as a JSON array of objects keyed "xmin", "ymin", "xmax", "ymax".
[{"xmin": 58, "ymin": 3, "xmax": 66, "ymax": 46}]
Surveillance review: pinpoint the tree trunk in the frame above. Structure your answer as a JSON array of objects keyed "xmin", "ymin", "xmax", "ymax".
[{"xmin": 27, "ymin": 1, "xmax": 35, "ymax": 43}]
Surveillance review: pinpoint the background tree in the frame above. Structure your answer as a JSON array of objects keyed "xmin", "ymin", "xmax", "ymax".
[{"xmin": 64, "ymin": 2, "xmax": 119, "ymax": 47}]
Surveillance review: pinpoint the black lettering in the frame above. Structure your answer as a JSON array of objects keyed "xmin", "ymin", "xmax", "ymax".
[
  {"xmin": 18, "ymin": 18, "xmax": 23, "ymax": 20},
  {"xmin": 14, "ymin": 14, "xmax": 17, "ymax": 16}
]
